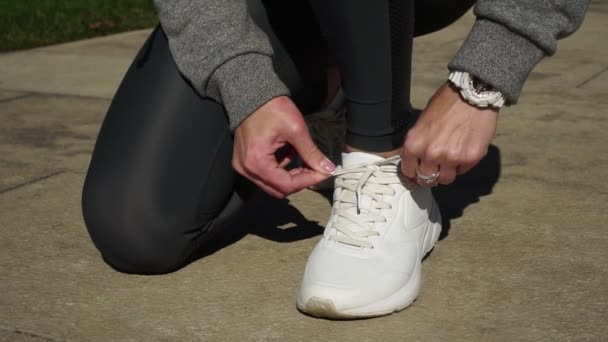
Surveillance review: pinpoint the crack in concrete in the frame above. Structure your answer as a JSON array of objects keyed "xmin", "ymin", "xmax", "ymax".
[
  {"xmin": 576, "ymin": 65, "xmax": 608, "ymax": 88},
  {"xmin": 0, "ymin": 325, "xmax": 67, "ymax": 342},
  {"xmin": 0, "ymin": 88, "xmax": 110, "ymax": 101},
  {"xmin": 0, "ymin": 93, "xmax": 34, "ymax": 103},
  {"xmin": 0, "ymin": 170, "xmax": 67, "ymax": 195}
]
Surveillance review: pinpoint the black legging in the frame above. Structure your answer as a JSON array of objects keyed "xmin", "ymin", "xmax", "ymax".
[{"xmin": 82, "ymin": 0, "xmax": 475, "ymax": 274}]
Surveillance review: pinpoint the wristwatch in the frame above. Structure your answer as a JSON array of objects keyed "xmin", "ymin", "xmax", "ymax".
[{"xmin": 448, "ymin": 71, "xmax": 505, "ymax": 108}]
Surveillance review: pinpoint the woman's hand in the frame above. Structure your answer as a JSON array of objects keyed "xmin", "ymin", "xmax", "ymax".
[
  {"xmin": 401, "ymin": 82, "xmax": 499, "ymax": 186},
  {"xmin": 233, "ymin": 96, "xmax": 336, "ymax": 198}
]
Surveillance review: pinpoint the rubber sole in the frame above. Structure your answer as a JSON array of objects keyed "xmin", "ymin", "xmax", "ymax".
[{"xmin": 297, "ymin": 200, "xmax": 442, "ymax": 319}]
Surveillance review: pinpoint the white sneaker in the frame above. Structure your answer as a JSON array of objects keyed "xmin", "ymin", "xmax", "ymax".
[{"xmin": 296, "ymin": 152, "xmax": 442, "ymax": 319}]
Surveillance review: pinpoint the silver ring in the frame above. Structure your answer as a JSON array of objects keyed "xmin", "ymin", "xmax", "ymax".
[{"xmin": 416, "ymin": 168, "xmax": 440, "ymax": 184}]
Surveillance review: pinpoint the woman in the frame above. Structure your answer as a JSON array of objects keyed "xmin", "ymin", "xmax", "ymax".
[{"xmin": 82, "ymin": 0, "xmax": 589, "ymax": 318}]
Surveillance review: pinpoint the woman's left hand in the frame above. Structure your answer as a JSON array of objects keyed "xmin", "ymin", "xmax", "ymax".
[{"xmin": 401, "ymin": 82, "xmax": 499, "ymax": 187}]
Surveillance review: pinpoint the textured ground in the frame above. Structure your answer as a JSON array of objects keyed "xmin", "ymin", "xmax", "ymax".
[{"xmin": 1, "ymin": 3, "xmax": 607, "ymax": 341}]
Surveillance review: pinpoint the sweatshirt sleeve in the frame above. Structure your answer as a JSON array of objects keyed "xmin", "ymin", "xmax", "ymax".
[
  {"xmin": 448, "ymin": 0, "xmax": 591, "ymax": 105},
  {"xmin": 154, "ymin": 0, "xmax": 289, "ymax": 130}
]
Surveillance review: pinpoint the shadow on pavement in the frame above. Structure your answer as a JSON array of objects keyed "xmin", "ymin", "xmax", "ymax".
[
  {"xmin": 432, "ymin": 144, "xmax": 501, "ymax": 240},
  {"xmin": 189, "ymin": 192, "xmax": 324, "ymax": 262}
]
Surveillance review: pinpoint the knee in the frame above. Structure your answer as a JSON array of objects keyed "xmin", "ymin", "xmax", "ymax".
[
  {"xmin": 82, "ymin": 185, "xmax": 189, "ymax": 275},
  {"xmin": 100, "ymin": 244, "xmax": 185, "ymax": 275},
  {"xmin": 81, "ymin": 166, "xmax": 245, "ymax": 275},
  {"xmin": 85, "ymin": 217, "xmax": 187, "ymax": 275}
]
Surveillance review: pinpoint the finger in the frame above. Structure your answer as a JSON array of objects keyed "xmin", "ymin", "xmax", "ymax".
[
  {"xmin": 288, "ymin": 127, "xmax": 336, "ymax": 175},
  {"xmin": 277, "ymin": 153, "xmax": 295, "ymax": 169},
  {"xmin": 275, "ymin": 145, "xmax": 297, "ymax": 169},
  {"xmin": 243, "ymin": 143, "xmax": 329, "ymax": 196},
  {"xmin": 402, "ymin": 130, "xmax": 426, "ymax": 179},
  {"xmin": 256, "ymin": 161, "xmax": 326, "ymax": 196},
  {"xmin": 246, "ymin": 163, "xmax": 311, "ymax": 198},
  {"xmin": 401, "ymin": 153, "xmax": 419, "ymax": 180},
  {"xmin": 288, "ymin": 167, "xmax": 308, "ymax": 176},
  {"xmin": 278, "ymin": 158, "xmax": 292, "ymax": 169},
  {"xmin": 288, "ymin": 168, "xmax": 328, "ymax": 190},
  {"xmin": 234, "ymin": 154, "xmax": 289, "ymax": 198},
  {"xmin": 456, "ymin": 162, "xmax": 476, "ymax": 175},
  {"xmin": 437, "ymin": 164, "xmax": 457, "ymax": 185},
  {"xmin": 246, "ymin": 172, "xmax": 286, "ymax": 198},
  {"xmin": 417, "ymin": 159, "xmax": 440, "ymax": 187}
]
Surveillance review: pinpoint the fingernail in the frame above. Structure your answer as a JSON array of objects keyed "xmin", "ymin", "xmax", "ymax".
[{"xmin": 320, "ymin": 158, "xmax": 336, "ymax": 175}]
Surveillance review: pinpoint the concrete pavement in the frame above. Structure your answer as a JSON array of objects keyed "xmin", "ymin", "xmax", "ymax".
[{"xmin": 1, "ymin": 3, "xmax": 607, "ymax": 341}]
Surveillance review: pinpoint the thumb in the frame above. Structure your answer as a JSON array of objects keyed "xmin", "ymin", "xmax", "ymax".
[{"xmin": 288, "ymin": 128, "xmax": 336, "ymax": 175}]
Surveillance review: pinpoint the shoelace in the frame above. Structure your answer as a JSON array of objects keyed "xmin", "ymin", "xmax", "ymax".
[{"xmin": 329, "ymin": 156, "xmax": 403, "ymax": 249}]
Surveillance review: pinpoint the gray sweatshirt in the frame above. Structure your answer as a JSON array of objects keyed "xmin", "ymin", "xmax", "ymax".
[{"xmin": 154, "ymin": 0, "xmax": 590, "ymax": 130}]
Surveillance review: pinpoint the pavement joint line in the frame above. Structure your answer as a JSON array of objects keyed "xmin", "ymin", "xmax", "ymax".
[
  {"xmin": 0, "ymin": 170, "xmax": 67, "ymax": 195},
  {"xmin": 0, "ymin": 88, "xmax": 111, "ymax": 101},
  {"xmin": 576, "ymin": 65, "xmax": 608, "ymax": 88},
  {"xmin": 0, "ymin": 93, "xmax": 34, "ymax": 103},
  {"xmin": 64, "ymin": 169, "xmax": 86, "ymax": 174},
  {"xmin": 501, "ymin": 173, "xmax": 607, "ymax": 193},
  {"xmin": 0, "ymin": 325, "xmax": 67, "ymax": 342}
]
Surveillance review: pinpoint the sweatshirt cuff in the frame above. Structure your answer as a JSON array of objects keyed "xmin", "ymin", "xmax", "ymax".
[
  {"xmin": 206, "ymin": 53, "xmax": 290, "ymax": 130},
  {"xmin": 448, "ymin": 19, "xmax": 546, "ymax": 105}
]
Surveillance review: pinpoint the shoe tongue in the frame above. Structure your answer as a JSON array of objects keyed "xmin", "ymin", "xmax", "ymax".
[{"xmin": 341, "ymin": 152, "xmax": 385, "ymax": 169}]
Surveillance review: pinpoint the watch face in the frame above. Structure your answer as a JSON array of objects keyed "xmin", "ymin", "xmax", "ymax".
[
  {"xmin": 468, "ymin": 76, "xmax": 501, "ymax": 102},
  {"xmin": 469, "ymin": 76, "xmax": 493, "ymax": 96},
  {"xmin": 450, "ymin": 71, "xmax": 505, "ymax": 107}
]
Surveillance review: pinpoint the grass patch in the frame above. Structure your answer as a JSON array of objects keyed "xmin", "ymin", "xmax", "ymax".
[{"xmin": 0, "ymin": 0, "xmax": 158, "ymax": 52}]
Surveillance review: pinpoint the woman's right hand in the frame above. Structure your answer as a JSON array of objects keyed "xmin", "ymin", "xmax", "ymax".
[{"xmin": 232, "ymin": 96, "xmax": 336, "ymax": 198}]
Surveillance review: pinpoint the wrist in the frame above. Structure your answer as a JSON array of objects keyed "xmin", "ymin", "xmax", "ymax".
[{"xmin": 235, "ymin": 95, "xmax": 299, "ymax": 132}]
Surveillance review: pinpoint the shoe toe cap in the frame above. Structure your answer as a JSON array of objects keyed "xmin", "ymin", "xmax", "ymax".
[{"xmin": 298, "ymin": 267, "xmax": 408, "ymax": 315}]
